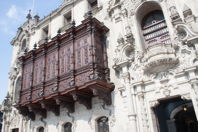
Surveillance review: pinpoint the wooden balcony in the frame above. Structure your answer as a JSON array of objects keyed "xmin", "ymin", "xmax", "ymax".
[{"xmin": 16, "ymin": 15, "xmax": 114, "ymax": 120}]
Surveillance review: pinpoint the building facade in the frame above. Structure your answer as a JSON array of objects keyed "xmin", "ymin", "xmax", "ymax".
[
  {"xmin": 1, "ymin": 0, "xmax": 198, "ymax": 132},
  {"xmin": 0, "ymin": 106, "xmax": 3, "ymax": 132}
]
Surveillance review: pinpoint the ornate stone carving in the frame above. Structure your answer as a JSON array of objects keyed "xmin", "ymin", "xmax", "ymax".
[
  {"xmin": 113, "ymin": 34, "xmax": 135, "ymax": 71},
  {"xmin": 169, "ymin": 6, "xmax": 182, "ymax": 25},
  {"xmin": 181, "ymin": 94, "xmax": 191, "ymax": 100},
  {"xmin": 175, "ymin": 24, "xmax": 198, "ymax": 45}
]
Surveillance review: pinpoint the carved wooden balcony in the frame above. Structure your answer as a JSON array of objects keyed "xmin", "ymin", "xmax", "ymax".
[{"xmin": 15, "ymin": 16, "xmax": 114, "ymax": 120}]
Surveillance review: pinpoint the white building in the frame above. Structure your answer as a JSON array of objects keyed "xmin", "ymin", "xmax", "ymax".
[{"xmin": 1, "ymin": 0, "xmax": 198, "ymax": 132}]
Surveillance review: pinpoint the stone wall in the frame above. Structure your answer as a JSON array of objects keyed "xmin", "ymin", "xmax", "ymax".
[{"xmin": 2, "ymin": 0, "xmax": 198, "ymax": 132}]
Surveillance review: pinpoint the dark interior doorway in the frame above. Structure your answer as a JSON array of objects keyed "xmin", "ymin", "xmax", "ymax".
[
  {"xmin": 153, "ymin": 96, "xmax": 198, "ymax": 132},
  {"xmin": 174, "ymin": 106, "xmax": 198, "ymax": 132}
]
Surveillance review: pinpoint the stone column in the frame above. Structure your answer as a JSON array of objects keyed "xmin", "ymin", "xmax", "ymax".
[{"xmin": 121, "ymin": 66, "xmax": 138, "ymax": 132}]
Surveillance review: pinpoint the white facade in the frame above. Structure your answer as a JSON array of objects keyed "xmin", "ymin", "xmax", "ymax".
[{"xmin": 1, "ymin": 0, "xmax": 198, "ymax": 132}]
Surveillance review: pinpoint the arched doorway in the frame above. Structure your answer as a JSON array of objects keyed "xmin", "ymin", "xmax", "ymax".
[
  {"xmin": 153, "ymin": 96, "xmax": 198, "ymax": 132},
  {"xmin": 174, "ymin": 106, "xmax": 198, "ymax": 132}
]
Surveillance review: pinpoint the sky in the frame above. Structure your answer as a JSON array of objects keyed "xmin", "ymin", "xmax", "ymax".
[{"xmin": 0, "ymin": 0, "xmax": 63, "ymax": 104}]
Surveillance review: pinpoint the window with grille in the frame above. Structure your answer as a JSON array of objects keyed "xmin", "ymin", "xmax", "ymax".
[
  {"xmin": 141, "ymin": 10, "xmax": 171, "ymax": 48},
  {"xmin": 97, "ymin": 117, "xmax": 109, "ymax": 132}
]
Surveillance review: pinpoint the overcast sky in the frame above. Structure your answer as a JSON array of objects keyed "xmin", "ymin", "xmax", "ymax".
[{"xmin": 0, "ymin": 0, "xmax": 63, "ymax": 103}]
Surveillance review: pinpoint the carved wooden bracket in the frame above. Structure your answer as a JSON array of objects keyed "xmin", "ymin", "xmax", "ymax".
[
  {"xmin": 54, "ymin": 96, "xmax": 74, "ymax": 113},
  {"xmin": 40, "ymin": 101, "xmax": 60, "ymax": 116},
  {"xmin": 27, "ymin": 104, "xmax": 47, "ymax": 118},
  {"xmin": 91, "ymin": 88, "xmax": 112, "ymax": 105},
  {"xmin": 18, "ymin": 107, "xmax": 35, "ymax": 120},
  {"xmin": 71, "ymin": 91, "xmax": 92, "ymax": 109}
]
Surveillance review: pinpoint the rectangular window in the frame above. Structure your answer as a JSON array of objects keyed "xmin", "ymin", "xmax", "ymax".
[
  {"xmin": 42, "ymin": 26, "xmax": 49, "ymax": 39},
  {"xmin": 64, "ymin": 12, "xmax": 72, "ymax": 25}
]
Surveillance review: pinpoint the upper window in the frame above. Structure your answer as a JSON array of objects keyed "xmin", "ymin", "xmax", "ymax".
[
  {"xmin": 64, "ymin": 12, "xmax": 72, "ymax": 26},
  {"xmin": 141, "ymin": 10, "xmax": 164, "ymax": 28},
  {"xmin": 63, "ymin": 122, "xmax": 72, "ymax": 132},
  {"xmin": 42, "ymin": 26, "xmax": 49, "ymax": 39},
  {"xmin": 97, "ymin": 117, "xmax": 109, "ymax": 132},
  {"xmin": 38, "ymin": 127, "xmax": 44, "ymax": 132},
  {"xmin": 141, "ymin": 10, "xmax": 170, "ymax": 47}
]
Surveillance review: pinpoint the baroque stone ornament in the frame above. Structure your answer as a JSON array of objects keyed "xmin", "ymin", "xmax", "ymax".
[
  {"xmin": 175, "ymin": 24, "xmax": 198, "ymax": 45},
  {"xmin": 142, "ymin": 44, "xmax": 179, "ymax": 73},
  {"xmin": 113, "ymin": 34, "xmax": 135, "ymax": 71}
]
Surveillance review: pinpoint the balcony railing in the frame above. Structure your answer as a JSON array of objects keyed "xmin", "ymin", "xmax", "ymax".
[{"xmin": 16, "ymin": 16, "xmax": 114, "ymax": 120}]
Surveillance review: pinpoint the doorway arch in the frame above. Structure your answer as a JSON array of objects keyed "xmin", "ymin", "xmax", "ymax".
[
  {"xmin": 173, "ymin": 105, "xmax": 198, "ymax": 132},
  {"xmin": 153, "ymin": 96, "xmax": 198, "ymax": 132}
]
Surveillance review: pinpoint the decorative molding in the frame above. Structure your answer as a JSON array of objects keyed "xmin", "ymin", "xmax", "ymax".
[
  {"xmin": 175, "ymin": 24, "xmax": 198, "ymax": 45},
  {"xmin": 169, "ymin": 6, "xmax": 182, "ymax": 25},
  {"xmin": 149, "ymin": 100, "xmax": 160, "ymax": 108},
  {"xmin": 181, "ymin": 93, "xmax": 191, "ymax": 100},
  {"xmin": 113, "ymin": 33, "xmax": 135, "ymax": 71},
  {"xmin": 142, "ymin": 44, "xmax": 179, "ymax": 73}
]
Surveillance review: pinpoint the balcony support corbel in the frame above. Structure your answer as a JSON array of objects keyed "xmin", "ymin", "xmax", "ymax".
[
  {"xmin": 18, "ymin": 106, "xmax": 35, "ymax": 120},
  {"xmin": 54, "ymin": 96, "xmax": 75, "ymax": 113},
  {"xmin": 40, "ymin": 101, "xmax": 60, "ymax": 116},
  {"xmin": 91, "ymin": 87, "xmax": 112, "ymax": 105},
  {"xmin": 27, "ymin": 104, "xmax": 47, "ymax": 118},
  {"xmin": 71, "ymin": 91, "xmax": 92, "ymax": 109}
]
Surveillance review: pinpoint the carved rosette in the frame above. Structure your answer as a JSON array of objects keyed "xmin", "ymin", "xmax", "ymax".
[{"xmin": 142, "ymin": 44, "xmax": 179, "ymax": 73}]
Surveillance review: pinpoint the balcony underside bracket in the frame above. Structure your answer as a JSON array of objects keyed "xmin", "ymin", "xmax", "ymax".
[
  {"xmin": 40, "ymin": 101, "xmax": 60, "ymax": 116},
  {"xmin": 27, "ymin": 104, "xmax": 47, "ymax": 118},
  {"xmin": 91, "ymin": 87, "xmax": 112, "ymax": 105},
  {"xmin": 71, "ymin": 91, "xmax": 92, "ymax": 109},
  {"xmin": 18, "ymin": 107, "xmax": 35, "ymax": 120},
  {"xmin": 54, "ymin": 96, "xmax": 75, "ymax": 113}
]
